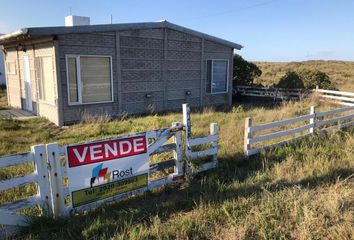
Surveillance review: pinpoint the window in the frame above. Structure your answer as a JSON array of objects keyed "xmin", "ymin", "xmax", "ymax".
[
  {"xmin": 6, "ymin": 61, "xmax": 17, "ymax": 75},
  {"xmin": 66, "ymin": 55, "xmax": 113, "ymax": 104},
  {"xmin": 206, "ymin": 60, "xmax": 228, "ymax": 94},
  {"xmin": 36, "ymin": 56, "xmax": 56, "ymax": 104}
]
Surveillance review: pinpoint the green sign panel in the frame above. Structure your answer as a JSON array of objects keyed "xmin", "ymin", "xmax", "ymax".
[{"xmin": 72, "ymin": 173, "xmax": 148, "ymax": 207}]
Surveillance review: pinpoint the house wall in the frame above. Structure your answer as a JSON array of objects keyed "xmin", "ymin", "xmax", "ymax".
[
  {"xmin": 57, "ymin": 28, "xmax": 234, "ymax": 124},
  {"xmin": 3, "ymin": 41, "xmax": 60, "ymax": 125},
  {"xmin": 57, "ymin": 32, "xmax": 119, "ymax": 124},
  {"xmin": 4, "ymin": 47, "xmax": 21, "ymax": 108}
]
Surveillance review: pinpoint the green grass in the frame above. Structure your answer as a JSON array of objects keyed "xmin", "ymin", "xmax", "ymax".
[
  {"xmin": 253, "ymin": 60, "xmax": 354, "ymax": 91},
  {"xmin": 0, "ymin": 86, "xmax": 8, "ymax": 110},
  {"xmin": 0, "ymin": 88, "xmax": 354, "ymax": 239}
]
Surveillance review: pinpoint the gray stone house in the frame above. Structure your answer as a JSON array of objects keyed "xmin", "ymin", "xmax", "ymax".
[{"xmin": 0, "ymin": 20, "xmax": 242, "ymax": 126}]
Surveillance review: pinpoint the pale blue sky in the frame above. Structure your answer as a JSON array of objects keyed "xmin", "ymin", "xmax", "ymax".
[{"xmin": 1, "ymin": 0, "xmax": 354, "ymax": 62}]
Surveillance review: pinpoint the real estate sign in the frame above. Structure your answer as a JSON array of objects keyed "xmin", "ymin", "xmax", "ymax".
[{"xmin": 66, "ymin": 134, "xmax": 149, "ymax": 207}]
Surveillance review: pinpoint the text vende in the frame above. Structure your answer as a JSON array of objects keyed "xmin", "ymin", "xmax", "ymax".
[{"xmin": 67, "ymin": 135, "xmax": 147, "ymax": 167}]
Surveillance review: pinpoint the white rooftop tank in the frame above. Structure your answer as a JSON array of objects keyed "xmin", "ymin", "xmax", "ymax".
[{"xmin": 65, "ymin": 15, "xmax": 90, "ymax": 27}]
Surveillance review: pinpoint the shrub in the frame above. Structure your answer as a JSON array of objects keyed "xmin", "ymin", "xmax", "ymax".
[
  {"xmin": 233, "ymin": 54, "xmax": 262, "ymax": 86},
  {"xmin": 276, "ymin": 69, "xmax": 335, "ymax": 90},
  {"xmin": 276, "ymin": 71, "xmax": 305, "ymax": 89},
  {"xmin": 298, "ymin": 69, "xmax": 335, "ymax": 89}
]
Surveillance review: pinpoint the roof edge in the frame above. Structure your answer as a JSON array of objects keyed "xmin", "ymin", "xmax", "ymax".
[
  {"xmin": 0, "ymin": 29, "xmax": 28, "ymax": 41},
  {"xmin": 0, "ymin": 21, "xmax": 243, "ymax": 49}
]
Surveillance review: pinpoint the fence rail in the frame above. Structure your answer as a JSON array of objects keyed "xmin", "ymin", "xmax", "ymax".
[
  {"xmin": 244, "ymin": 105, "xmax": 354, "ymax": 156},
  {"xmin": 235, "ymin": 85, "xmax": 354, "ymax": 107},
  {"xmin": 235, "ymin": 85, "xmax": 305, "ymax": 100},
  {"xmin": 0, "ymin": 145, "xmax": 52, "ymax": 236},
  {"xmin": 315, "ymin": 88, "xmax": 354, "ymax": 106}
]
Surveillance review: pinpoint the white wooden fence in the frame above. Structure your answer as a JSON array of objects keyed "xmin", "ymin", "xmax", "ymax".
[
  {"xmin": 0, "ymin": 104, "xmax": 219, "ymax": 237},
  {"xmin": 235, "ymin": 85, "xmax": 354, "ymax": 107},
  {"xmin": 183, "ymin": 104, "xmax": 218, "ymax": 176},
  {"xmin": 315, "ymin": 88, "xmax": 354, "ymax": 107},
  {"xmin": 235, "ymin": 85, "xmax": 305, "ymax": 101},
  {"xmin": 0, "ymin": 145, "xmax": 52, "ymax": 236},
  {"xmin": 244, "ymin": 105, "xmax": 354, "ymax": 156}
]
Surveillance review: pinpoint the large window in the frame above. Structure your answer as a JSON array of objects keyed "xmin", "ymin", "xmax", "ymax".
[
  {"xmin": 206, "ymin": 60, "xmax": 228, "ymax": 94},
  {"xmin": 66, "ymin": 55, "xmax": 113, "ymax": 105},
  {"xmin": 36, "ymin": 56, "xmax": 56, "ymax": 104}
]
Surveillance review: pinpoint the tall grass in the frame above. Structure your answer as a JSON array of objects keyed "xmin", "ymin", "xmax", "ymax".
[{"xmin": 0, "ymin": 90, "xmax": 354, "ymax": 239}]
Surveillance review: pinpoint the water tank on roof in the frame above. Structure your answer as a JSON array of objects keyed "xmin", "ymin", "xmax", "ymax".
[{"xmin": 65, "ymin": 15, "xmax": 90, "ymax": 27}]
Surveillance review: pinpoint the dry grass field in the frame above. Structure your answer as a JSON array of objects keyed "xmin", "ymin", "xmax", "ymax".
[
  {"xmin": 1, "ymin": 87, "xmax": 354, "ymax": 239},
  {"xmin": 253, "ymin": 60, "xmax": 354, "ymax": 91}
]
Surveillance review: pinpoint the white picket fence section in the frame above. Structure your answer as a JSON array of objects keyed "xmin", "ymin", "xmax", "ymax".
[
  {"xmin": 244, "ymin": 105, "xmax": 354, "ymax": 156},
  {"xmin": 235, "ymin": 85, "xmax": 305, "ymax": 101},
  {"xmin": 0, "ymin": 145, "xmax": 52, "ymax": 236},
  {"xmin": 315, "ymin": 88, "xmax": 354, "ymax": 107},
  {"xmin": 0, "ymin": 104, "xmax": 219, "ymax": 237},
  {"xmin": 183, "ymin": 104, "xmax": 218, "ymax": 176}
]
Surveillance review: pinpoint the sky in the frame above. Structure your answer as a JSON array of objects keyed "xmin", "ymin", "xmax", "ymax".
[{"xmin": 1, "ymin": 0, "xmax": 354, "ymax": 62}]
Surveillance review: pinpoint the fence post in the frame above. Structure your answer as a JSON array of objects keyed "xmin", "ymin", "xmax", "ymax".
[
  {"xmin": 210, "ymin": 123, "xmax": 218, "ymax": 167},
  {"xmin": 244, "ymin": 117, "xmax": 253, "ymax": 156},
  {"xmin": 273, "ymin": 88, "xmax": 279, "ymax": 102},
  {"xmin": 310, "ymin": 106, "xmax": 316, "ymax": 134},
  {"xmin": 182, "ymin": 103, "xmax": 192, "ymax": 176},
  {"xmin": 172, "ymin": 122, "xmax": 183, "ymax": 177},
  {"xmin": 315, "ymin": 85, "xmax": 319, "ymax": 92},
  {"xmin": 32, "ymin": 144, "xmax": 53, "ymax": 216},
  {"xmin": 46, "ymin": 143, "xmax": 66, "ymax": 218}
]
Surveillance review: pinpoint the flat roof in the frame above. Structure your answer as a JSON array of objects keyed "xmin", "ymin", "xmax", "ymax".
[{"xmin": 0, "ymin": 20, "xmax": 243, "ymax": 50}]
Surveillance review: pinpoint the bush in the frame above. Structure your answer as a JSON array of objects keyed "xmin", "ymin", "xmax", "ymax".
[
  {"xmin": 233, "ymin": 54, "xmax": 262, "ymax": 86},
  {"xmin": 298, "ymin": 69, "xmax": 334, "ymax": 89},
  {"xmin": 276, "ymin": 69, "xmax": 335, "ymax": 90},
  {"xmin": 276, "ymin": 71, "xmax": 304, "ymax": 89}
]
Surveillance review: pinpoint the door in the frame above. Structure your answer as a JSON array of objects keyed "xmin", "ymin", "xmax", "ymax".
[{"xmin": 23, "ymin": 56, "xmax": 33, "ymax": 111}]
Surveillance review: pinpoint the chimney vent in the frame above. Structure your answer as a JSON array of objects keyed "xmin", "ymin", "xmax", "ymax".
[{"xmin": 65, "ymin": 15, "xmax": 90, "ymax": 27}]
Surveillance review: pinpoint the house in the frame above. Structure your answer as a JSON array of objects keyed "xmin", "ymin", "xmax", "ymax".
[
  {"xmin": 0, "ymin": 18, "xmax": 242, "ymax": 126},
  {"xmin": 0, "ymin": 34, "xmax": 5, "ymax": 85}
]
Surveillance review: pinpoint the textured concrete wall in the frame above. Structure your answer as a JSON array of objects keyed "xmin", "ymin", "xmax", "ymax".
[
  {"xmin": 57, "ymin": 32, "xmax": 119, "ymax": 124},
  {"xmin": 56, "ymin": 28, "xmax": 233, "ymax": 124}
]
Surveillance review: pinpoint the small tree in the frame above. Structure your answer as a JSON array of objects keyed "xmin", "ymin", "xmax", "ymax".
[
  {"xmin": 233, "ymin": 54, "xmax": 262, "ymax": 86},
  {"xmin": 276, "ymin": 71, "xmax": 304, "ymax": 89}
]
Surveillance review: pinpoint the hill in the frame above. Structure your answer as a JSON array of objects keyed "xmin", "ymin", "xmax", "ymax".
[{"xmin": 253, "ymin": 60, "xmax": 354, "ymax": 91}]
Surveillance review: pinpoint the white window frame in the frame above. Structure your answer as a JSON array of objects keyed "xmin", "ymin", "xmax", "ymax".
[
  {"xmin": 65, "ymin": 54, "xmax": 114, "ymax": 105},
  {"xmin": 206, "ymin": 59, "xmax": 229, "ymax": 94}
]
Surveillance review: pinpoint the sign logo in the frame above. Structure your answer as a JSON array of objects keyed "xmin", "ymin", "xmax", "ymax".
[
  {"xmin": 67, "ymin": 135, "xmax": 147, "ymax": 168},
  {"xmin": 89, "ymin": 163, "xmax": 135, "ymax": 187},
  {"xmin": 90, "ymin": 163, "xmax": 110, "ymax": 187}
]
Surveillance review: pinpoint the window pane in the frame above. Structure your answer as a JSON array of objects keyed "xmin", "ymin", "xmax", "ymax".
[
  {"xmin": 68, "ymin": 57, "xmax": 79, "ymax": 103},
  {"xmin": 80, "ymin": 57, "xmax": 112, "ymax": 103},
  {"xmin": 212, "ymin": 60, "xmax": 227, "ymax": 93},
  {"xmin": 206, "ymin": 60, "xmax": 212, "ymax": 93}
]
